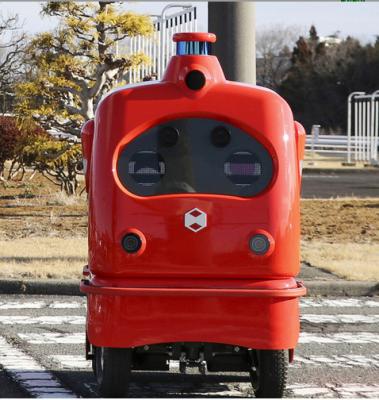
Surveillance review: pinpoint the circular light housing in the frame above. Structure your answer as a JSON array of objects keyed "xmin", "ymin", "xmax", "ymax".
[
  {"xmin": 250, "ymin": 234, "xmax": 270, "ymax": 255},
  {"xmin": 159, "ymin": 126, "xmax": 179, "ymax": 147},
  {"xmin": 122, "ymin": 233, "xmax": 142, "ymax": 254},
  {"xmin": 211, "ymin": 126, "xmax": 231, "ymax": 147},
  {"xmin": 185, "ymin": 70, "xmax": 206, "ymax": 91}
]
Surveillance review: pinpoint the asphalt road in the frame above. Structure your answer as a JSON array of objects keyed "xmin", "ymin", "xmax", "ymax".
[
  {"xmin": 301, "ymin": 170, "xmax": 379, "ymax": 198},
  {"xmin": 0, "ymin": 294, "xmax": 378, "ymax": 398}
]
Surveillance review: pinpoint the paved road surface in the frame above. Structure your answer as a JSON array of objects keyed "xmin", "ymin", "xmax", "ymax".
[
  {"xmin": 301, "ymin": 171, "xmax": 379, "ymax": 198},
  {"xmin": 0, "ymin": 295, "xmax": 378, "ymax": 398}
]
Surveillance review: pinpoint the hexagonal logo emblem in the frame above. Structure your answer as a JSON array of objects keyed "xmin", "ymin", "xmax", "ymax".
[{"xmin": 184, "ymin": 208, "xmax": 207, "ymax": 233}]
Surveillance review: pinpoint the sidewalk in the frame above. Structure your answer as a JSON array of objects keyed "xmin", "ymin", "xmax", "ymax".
[{"xmin": 0, "ymin": 264, "xmax": 377, "ymax": 297}]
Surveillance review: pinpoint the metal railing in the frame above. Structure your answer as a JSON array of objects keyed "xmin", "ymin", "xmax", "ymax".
[
  {"xmin": 347, "ymin": 91, "xmax": 379, "ymax": 164},
  {"xmin": 128, "ymin": 5, "xmax": 197, "ymax": 83},
  {"xmin": 306, "ymin": 91, "xmax": 379, "ymax": 165},
  {"xmin": 306, "ymin": 125, "xmax": 349, "ymax": 155},
  {"xmin": 306, "ymin": 125, "xmax": 373, "ymax": 157}
]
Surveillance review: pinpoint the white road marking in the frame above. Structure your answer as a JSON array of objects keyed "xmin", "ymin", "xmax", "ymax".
[
  {"xmin": 0, "ymin": 315, "xmax": 85, "ymax": 325},
  {"xmin": 50, "ymin": 301, "xmax": 85, "ymax": 309},
  {"xmin": 300, "ymin": 298, "xmax": 379, "ymax": 308},
  {"xmin": 18, "ymin": 332, "xmax": 85, "ymax": 344},
  {"xmin": 0, "ymin": 336, "xmax": 76, "ymax": 398},
  {"xmin": 0, "ymin": 300, "xmax": 85, "ymax": 310},
  {"xmin": 0, "ymin": 301, "xmax": 46, "ymax": 309},
  {"xmin": 301, "ymin": 314, "xmax": 379, "ymax": 324},
  {"xmin": 302, "ymin": 175, "xmax": 339, "ymax": 179},
  {"xmin": 19, "ymin": 331, "xmax": 379, "ymax": 345},
  {"xmin": 299, "ymin": 332, "xmax": 379, "ymax": 344},
  {"xmin": 288, "ymin": 383, "xmax": 379, "ymax": 398},
  {"xmin": 50, "ymin": 355, "xmax": 91, "ymax": 369},
  {"xmin": 288, "ymin": 384, "xmax": 330, "ymax": 396},
  {"xmin": 292, "ymin": 354, "xmax": 379, "ymax": 368}
]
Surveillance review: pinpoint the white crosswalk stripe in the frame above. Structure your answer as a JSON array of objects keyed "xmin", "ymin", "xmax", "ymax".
[
  {"xmin": 18, "ymin": 332, "xmax": 85, "ymax": 344},
  {"xmin": 0, "ymin": 315, "xmax": 85, "ymax": 325},
  {"xmin": 288, "ymin": 383, "xmax": 379, "ymax": 398},
  {"xmin": 301, "ymin": 314, "xmax": 379, "ymax": 324},
  {"xmin": 291, "ymin": 354, "xmax": 379, "ymax": 368},
  {"xmin": 300, "ymin": 298, "xmax": 379, "ymax": 308},
  {"xmin": 0, "ymin": 300, "xmax": 85, "ymax": 310},
  {"xmin": 299, "ymin": 332, "xmax": 379, "ymax": 344},
  {"xmin": 0, "ymin": 336, "xmax": 76, "ymax": 398},
  {"xmin": 50, "ymin": 355, "xmax": 91, "ymax": 369}
]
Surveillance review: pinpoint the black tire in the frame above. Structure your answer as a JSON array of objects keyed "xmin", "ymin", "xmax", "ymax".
[
  {"xmin": 91, "ymin": 346, "xmax": 97, "ymax": 376},
  {"xmin": 250, "ymin": 350, "xmax": 288, "ymax": 398},
  {"xmin": 95, "ymin": 346, "xmax": 132, "ymax": 398}
]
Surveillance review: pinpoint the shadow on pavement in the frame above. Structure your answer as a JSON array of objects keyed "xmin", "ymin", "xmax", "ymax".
[{"xmin": 56, "ymin": 369, "xmax": 252, "ymax": 398}]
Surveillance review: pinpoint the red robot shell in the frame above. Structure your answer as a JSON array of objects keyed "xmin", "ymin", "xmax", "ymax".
[{"xmin": 81, "ymin": 32, "xmax": 306, "ymax": 352}]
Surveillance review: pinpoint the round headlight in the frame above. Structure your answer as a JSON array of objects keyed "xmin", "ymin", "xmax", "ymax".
[
  {"xmin": 250, "ymin": 234, "xmax": 270, "ymax": 255},
  {"xmin": 122, "ymin": 233, "xmax": 142, "ymax": 254}
]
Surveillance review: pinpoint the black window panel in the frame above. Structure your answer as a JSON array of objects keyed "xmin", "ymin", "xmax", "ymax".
[{"xmin": 117, "ymin": 118, "xmax": 274, "ymax": 197}]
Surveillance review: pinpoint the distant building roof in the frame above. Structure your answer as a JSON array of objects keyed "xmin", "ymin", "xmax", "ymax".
[{"xmin": 319, "ymin": 36, "xmax": 342, "ymax": 47}]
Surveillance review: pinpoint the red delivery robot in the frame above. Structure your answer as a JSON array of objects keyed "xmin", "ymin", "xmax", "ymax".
[{"xmin": 80, "ymin": 32, "xmax": 307, "ymax": 398}]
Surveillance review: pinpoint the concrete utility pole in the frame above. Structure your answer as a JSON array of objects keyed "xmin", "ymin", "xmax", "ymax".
[{"xmin": 208, "ymin": 2, "xmax": 256, "ymax": 85}]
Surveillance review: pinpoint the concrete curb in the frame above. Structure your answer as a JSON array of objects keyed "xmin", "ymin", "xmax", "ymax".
[
  {"xmin": 303, "ymin": 168, "xmax": 379, "ymax": 175},
  {"xmin": 0, "ymin": 279, "xmax": 82, "ymax": 296},
  {"xmin": 305, "ymin": 280, "xmax": 379, "ymax": 297},
  {"xmin": 0, "ymin": 279, "xmax": 377, "ymax": 297}
]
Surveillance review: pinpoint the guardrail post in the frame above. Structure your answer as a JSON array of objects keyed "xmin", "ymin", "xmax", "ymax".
[
  {"xmin": 347, "ymin": 92, "xmax": 365, "ymax": 164},
  {"xmin": 310, "ymin": 124, "xmax": 320, "ymax": 159},
  {"xmin": 370, "ymin": 90, "xmax": 379, "ymax": 165}
]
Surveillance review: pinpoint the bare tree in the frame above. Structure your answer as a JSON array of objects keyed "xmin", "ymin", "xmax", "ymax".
[
  {"xmin": 0, "ymin": 14, "xmax": 25, "ymax": 96},
  {"xmin": 256, "ymin": 24, "xmax": 304, "ymax": 90}
]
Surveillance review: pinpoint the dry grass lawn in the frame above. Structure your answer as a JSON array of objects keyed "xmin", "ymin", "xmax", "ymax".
[
  {"xmin": 301, "ymin": 241, "xmax": 379, "ymax": 281},
  {"xmin": 303, "ymin": 152, "xmax": 372, "ymax": 169},
  {"xmin": 0, "ymin": 237, "xmax": 87, "ymax": 279}
]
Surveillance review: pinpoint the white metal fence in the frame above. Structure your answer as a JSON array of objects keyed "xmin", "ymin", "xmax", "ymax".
[
  {"xmin": 305, "ymin": 91, "xmax": 379, "ymax": 165},
  {"xmin": 128, "ymin": 6, "xmax": 198, "ymax": 83},
  {"xmin": 347, "ymin": 91, "xmax": 379, "ymax": 164}
]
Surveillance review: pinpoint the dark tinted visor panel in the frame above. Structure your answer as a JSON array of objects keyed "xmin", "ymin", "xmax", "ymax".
[{"xmin": 117, "ymin": 118, "xmax": 273, "ymax": 197}]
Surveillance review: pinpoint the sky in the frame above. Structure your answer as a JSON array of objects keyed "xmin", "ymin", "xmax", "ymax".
[{"xmin": 0, "ymin": 1, "xmax": 378, "ymax": 44}]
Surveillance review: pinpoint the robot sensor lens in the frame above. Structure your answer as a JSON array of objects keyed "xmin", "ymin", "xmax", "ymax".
[
  {"xmin": 211, "ymin": 126, "xmax": 231, "ymax": 147},
  {"xmin": 185, "ymin": 70, "xmax": 206, "ymax": 90},
  {"xmin": 122, "ymin": 233, "xmax": 142, "ymax": 253},
  {"xmin": 159, "ymin": 126, "xmax": 179, "ymax": 147},
  {"xmin": 250, "ymin": 234, "xmax": 270, "ymax": 255}
]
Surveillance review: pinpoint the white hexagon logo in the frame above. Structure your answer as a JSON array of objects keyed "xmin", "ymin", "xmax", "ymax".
[{"xmin": 184, "ymin": 208, "xmax": 207, "ymax": 233}]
